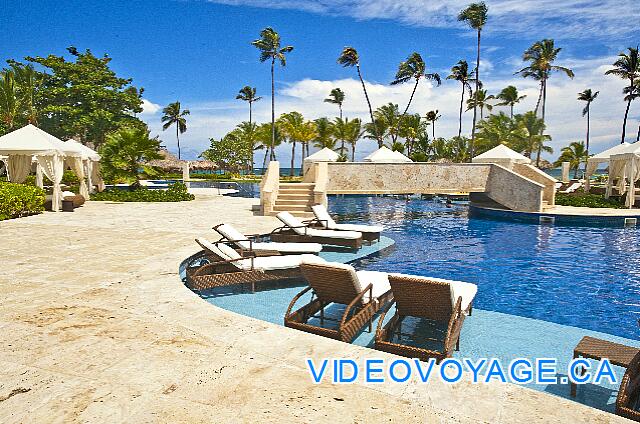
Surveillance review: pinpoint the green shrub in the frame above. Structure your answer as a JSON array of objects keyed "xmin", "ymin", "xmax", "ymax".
[
  {"xmin": 555, "ymin": 192, "xmax": 625, "ymax": 209},
  {"xmin": 92, "ymin": 182, "xmax": 195, "ymax": 202},
  {"xmin": 0, "ymin": 182, "xmax": 45, "ymax": 220}
]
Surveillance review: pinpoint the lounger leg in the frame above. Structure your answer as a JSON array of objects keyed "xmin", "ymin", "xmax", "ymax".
[
  {"xmin": 456, "ymin": 338, "xmax": 460, "ymax": 351},
  {"xmin": 570, "ymin": 352, "xmax": 578, "ymax": 397},
  {"xmin": 320, "ymin": 303, "xmax": 325, "ymax": 326},
  {"xmin": 469, "ymin": 305, "xmax": 473, "ymax": 316}
]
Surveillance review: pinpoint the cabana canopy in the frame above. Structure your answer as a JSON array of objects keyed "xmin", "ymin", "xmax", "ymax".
[
  {"xmin": 0, "ymin": 124, "xmax": 69, "ymax": 211},
  {"xmin": 304, "ymin": 147, "xmax": 339, "ymax": 163},
  {"xmin": 606, "ymin": 143, "xmax": 640, "ymax": 207},
  {"xmin": 364, "ymin": 146, "xmax": 412, "ymax": 163},
  {"xmin": 66, "ymin": 138, "xmax": 101, "ymax": 161},
  {"xmin": 472, "ymin": 144, "xmax": 531, "ymax": 168},
  {"xmin": 586, "ymin": 142, "xmax": 630, "ymax": 176}
]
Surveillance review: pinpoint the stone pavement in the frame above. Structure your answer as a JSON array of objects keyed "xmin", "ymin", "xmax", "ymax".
[{"xmin": 0, "ymin": 196, "xmax": 629, "ymax": 423}]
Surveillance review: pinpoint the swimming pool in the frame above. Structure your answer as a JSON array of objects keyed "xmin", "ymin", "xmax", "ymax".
[{"xmin": 187, "ymin": 195, "xmax": 640, "ymax": 411}]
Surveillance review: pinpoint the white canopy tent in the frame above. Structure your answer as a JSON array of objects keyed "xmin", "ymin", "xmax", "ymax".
[
  {"xmin": 585, "ymin": 142, "xmax": 630, "ymax": 191},
  {"xmin": 0, "ymin": 124, "xmax": 68, "ymax": 211},
  {"xmin": 364, "ymin": 146, "xmax": 412, "ymax": 163},
  {"xmin": 472, "ymin": 144, "xmax": 531, "ymax": 169},
  {"xmin": 303, "ymin": 147, "xmax": 339, "ymax": 172},
  {"xmin": 606, "ymin": 143, "xmax": 640, "ymax": 207},
  {"xmin": 65, "ymin": 139, "xmax": 103, "ymax": 196}
]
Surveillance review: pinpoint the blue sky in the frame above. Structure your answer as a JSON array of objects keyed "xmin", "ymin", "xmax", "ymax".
[{"xmin": 3, "ymin": 0, "xmax": 640, "ymax": 163}]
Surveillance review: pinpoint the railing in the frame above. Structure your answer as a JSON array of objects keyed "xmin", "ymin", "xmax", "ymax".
[{"xmin": 260, "ymin": 161, "xmax": 280, "ymax": 215}]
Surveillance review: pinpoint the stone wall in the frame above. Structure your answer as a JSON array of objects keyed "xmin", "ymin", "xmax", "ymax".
[
  {"xmin": 325, "ymin": 163, "xmax": 492, "ymax": 194},
  {"xmin": 513, "ymin": 163, "xmax": 557, "ymax": 206},
  {"xmin": 485, "ymin": 165, "xmax": 544, "ymax": 212}
]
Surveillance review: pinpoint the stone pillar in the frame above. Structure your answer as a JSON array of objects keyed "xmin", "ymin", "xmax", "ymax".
[
  {"xmin": 561, "ymin": 162, "xmax": 570, "ymax": 183},
  {"xmin": 182, "ymin": 162, "xmax": 190, "ymax": 188}
]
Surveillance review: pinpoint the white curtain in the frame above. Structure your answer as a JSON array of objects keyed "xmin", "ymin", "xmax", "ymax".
[
  {"xmin": 91, "ymin": 161, "xmax": 105, "ymax": 192},
  {"xmin": 85, "ymin": 160, "xmax": 94, "ymax": 194},
  {"xmin": 37, "ymin": 154, "xmax": 64, "ymax": 212},
  {"xmin": 66, "ymin": 156, "xmax": 89, "ymax": 199},
  {"xmin": 6, "ymin": 155, "xmax": 32, "ymax": 183},
  {"xmin": 35, "ymin": 162, "xmax": 43, "ymax": 188}
]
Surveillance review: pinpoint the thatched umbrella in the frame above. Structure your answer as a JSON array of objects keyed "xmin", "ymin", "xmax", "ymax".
[{"xmin": 146, "ymin": 149, "xmax": 217, "ymax": 173}]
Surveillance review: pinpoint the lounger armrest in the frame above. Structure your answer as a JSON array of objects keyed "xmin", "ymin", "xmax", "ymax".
[
  {"xmin": 444, "ymin": 297, "xmax": 465, "ymax": 355},
  {"xmin": 303, "ymin": 218, "xmax": 329, "ymax": 228},
  {"xmin": 270, "ymin": 224, "xmax": 309, "ymax": 235},
  {"xmin": 285, "ymin": 286, "xmax": 314, "ymax": 319},
  {"xmin": 341, "ymin": 283, "xmax": 373, "ymax": 328},
  {"xmin": 374, "ymin": 299, "xmax": 395, "ymax": 340}
]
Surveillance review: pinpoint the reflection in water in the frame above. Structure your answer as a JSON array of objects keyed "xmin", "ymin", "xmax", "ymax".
[{"xmin": 329, "ymin": 195, "xmax": 640, "ymax": 340}]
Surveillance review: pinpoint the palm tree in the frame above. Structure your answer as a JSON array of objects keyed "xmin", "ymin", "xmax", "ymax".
[
  {"xmin": 425, "ymin": 110, "xmax": 441, "ymax": 139},
  {"xmin": 161, "ymin": 101, "xmax": 190, "ymax": 160},
  {"xmin": 297, "ymin": 120, "xmax": 318, "ymax": 162},
  {"xmin": 235, "ymin": 121, "xmax": 258, "ymax": 172},
  {"xmin": 252, "ymin": 27, "xmax": 294, "ymax": 160},
  {"xmin": 373, "ymin": 103, "xmax": 401, "ymax": 146},
  {"xmin": 0, "ymin": 70, "xmax": 19, "ymax": 130},
  {"xmin": 516, "ymin": 111, "xmax": 552, "ymax": 160},
  {"xmin": 398, "ymin": 114, "xmax": 426, "ymax": 156},
  {"xmin": 336, "ymin": 118, "xmax": 362, "ymax": 161},
  {"xmin": 324, "ymin": 88, "xmax": 345, "ymax": 119},
  {"xmin": 447, "ymin": 60, "xmax": 475, "ymax": 137},
  {"xmin": 466, "ymin": 89, "xmax": 494, "ymax": 120},
  {"xmin": 338, "ymin": 47, "xmax": 382, "ymax": 147},
  {"xmin": 475, "ymin": 112, "xmax": 524, "ymax": 154},
  {"xmin": 517, "ymin": 39, "xmax": 574, "ymax": 165},
  {"xmin": 12, "ymin": 63, "xmax": 42, "ymax": 126},
  {"xmin": 255, "ymin": 122, "xmax": 283, "ymax": 171},
  {"xmin": 577, "ymin": 89, "xmax": 599, "ymax": 163},
  {"xmin": 554, "ymin": 141, "xmax": 588, "ymax": 178},
  {"xmin": 278, "ymin": 111, "xmax": 304, "ymax": 176},
  {"xmin": 391, "ymin": 52, "xmax": 441, "ymax": 134},
  {"xmin": 495, "ymin": 85, "xmax": 526, "ymax": 118},
  {"xmin": 235, "ymin": 86, "xmax": 262, "ymax": 125},
  {"xmin": 100, "ymin": 127, "xmax": 163, "ymax": 185},
  {"xmin": 458, "ymin": 2, "xmax": 488, "ymax": 158},
  {"xmin": 313, "ymin": 117, "xmax": 336, "ymax": 150},
  {"xmin": 605, "ymin": 48, "xmax": 640, "ymax": 143}
]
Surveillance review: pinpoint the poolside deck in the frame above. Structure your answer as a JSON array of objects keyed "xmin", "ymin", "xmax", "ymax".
[{"xmin": 0, "ymin": 195, "xmax": 630, "ymax": 423}]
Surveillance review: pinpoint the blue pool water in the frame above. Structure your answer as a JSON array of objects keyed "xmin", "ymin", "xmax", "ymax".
[{"xmin": 332, "ymin": 196, "xmax": 640, "ymax": 340}]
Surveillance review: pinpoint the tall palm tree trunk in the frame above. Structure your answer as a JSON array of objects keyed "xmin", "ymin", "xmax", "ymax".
[
  {"xmin": 339, "ymin": 105, "xmax": 343, "ymax": 120},
  {"xmin": 622, "ymin": 97, "xmax": 632, "ymax": 144},
  {"xmin": 534, "ymin": 82, "xmax": 543, "ymax": 115},
  {"xmin": 397, "ymin": 78, "xmax": 420, "ymax": 137},
  {"xmin": 636, "ymin": 121, "xmax": 640, "ymax": 142},
  {"xmin": 270, "ymin": 58, "xmax": 276, "ymax": 160},
  {"xmin": 249, "ymin": 101, "xmax": 253, "ymax": 126},
  {"xmin": 585, "ymin": 104, "xmax": 591, "ymax": 165},
  {"xmin": 351, "ymin": 144, "xmax": 356, "ymax": 162},
  {"xmin": 510, "ymin": 104, "xmax": 514, "ymax": 119},
  {"xmin": 470, "ymin": 29, "xmax": 481, "ymax": 159},
  {"xmin": 536, "ymin": 78, "xmax": 547, "ymax": 167},
  {"xmin": 458, "ymin": 84, "xmax": 465, "ymax": 138},
  {"xmin": 290, "ymin": 141, "xmax": 295, "ymax": 176},
  {"xmin": 176, "ymin": 125, "xmax": 181, "ymax": 160},
  {"xmin": 432, "ymin": 121, "xmax": 435, "ymax": 139},
  {"xmin": 357, "ymin": 64, "xmax": 381, "ymax": 147}
]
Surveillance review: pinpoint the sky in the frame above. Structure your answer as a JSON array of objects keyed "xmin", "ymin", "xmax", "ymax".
[{"xmin": 2, "ymin": 0, "xmax": 640, "ymax": 164}]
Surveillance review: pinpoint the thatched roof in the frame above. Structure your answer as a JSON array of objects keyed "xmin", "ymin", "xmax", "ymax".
[{"xmin": 146, "ymin": 149, "xmax": 217, "ymax": 171}]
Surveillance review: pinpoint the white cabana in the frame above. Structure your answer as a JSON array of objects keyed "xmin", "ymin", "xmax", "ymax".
[
  {"xmin": 303, "ymin": 147, "xmax": 339, "ymax": 172},
  {"xmin": 585, "ymin": 142, "xmax": 630, "ymax": 191},
  {"xmin": 606, "ymin": 142, "xmax": 640, "ymax": 207},
  {"xmin": 65, "ymin": 139, "xmax": 103, "ymax": 196},
  {"xmin": 0, "ymin": 124, "xmax": 68, "ymax": 211},
  {"xmin": 472, "ymin": 144, "xmax": 531, "ymax": 169},
  {"xmin": 364, "ymin": 146, "xmax": 412, "ymax": 163}
]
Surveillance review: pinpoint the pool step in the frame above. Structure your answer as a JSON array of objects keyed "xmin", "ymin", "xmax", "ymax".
[{"xmin": 269, "ymin": 183, "xmax": 316, "ymax": 216}]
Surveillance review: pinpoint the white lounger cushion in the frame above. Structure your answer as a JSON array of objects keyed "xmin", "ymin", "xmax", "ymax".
[
  {"xmin": 312, "ymin": 204, "xmax": 383, "ymax": 234},
  {"xmin": 215, "ymin": 223, "xmax": 322, "ymax": 253},
  {"xmin": 302, "ymin": 260, "xmax": 390, "ymax": 303},
  {"xmin": 197, "ymin": 237, "xmax": 325, "ymax": 271},
  {"xmin": 251, "ymin": 242, "xmax": 322, "ymax": 253},
  {"xmin": 390, "ymin": 273, "xmax": 477, "ymax": 313},
  {"xmin": 277, "ymin": 211, "xmax": 361, "ymax": 240},
  {"xmin": 242, "ymin": 254, "xmax": 325, "ymax": 271}
]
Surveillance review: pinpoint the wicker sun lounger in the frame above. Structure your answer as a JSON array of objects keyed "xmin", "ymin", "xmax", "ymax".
[
  {"xmin": 213, "ymin": 223, "xmax": 323, "ymax": 255},
  {"xmin": 617, "ymin": 349, "xmax": 640, "ymax": 421},
  {"xmin": 308, "ymin": 204, "xmax": 383, "ymax": 243},
  {"xmin": 186, "ymin": 238, "xmax": 324, "ymax": 291},
  {"xmin": 271, "ymin": 211, "xmax": 363, "ymax": 250},
  {"xmin": 375, "ymin": 274, "xmax": 477, "ymax": 363},
  {"xmin": 285, "ymin": 261, "xmax": 393, "ymax": 343}
]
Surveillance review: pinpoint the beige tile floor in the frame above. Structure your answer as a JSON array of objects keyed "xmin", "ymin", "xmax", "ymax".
[{"xmin": 0, "ymin": 196, "xmax": 630, "ymax": 423}]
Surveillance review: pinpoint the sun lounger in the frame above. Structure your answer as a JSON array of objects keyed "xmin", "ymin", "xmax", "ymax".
[
  {"xmin": 213, "ymin": 223, "xmax": 322, "ymax": 255},
  {"xmin": 375, "ymin": 274, "xmax": 477, "ymax": 363},
  {"xmin": 309, "ymin": 204, "xmax": 383, "ymax": 243},
  {"xmin": 617, "ymin": 350, "xmax": 640, "ymax": 421},
  {"xmin": 186, "ymin": 238, "xmax": 325, "ymax": 291},
  {"xmin": 271, "ymin": 211, "xmax": 363, "ymax": 249},
  {"xmin": 285, "ymin": 261, "xmax": 393, "ymax": 342},
  {"xmin": 559, "ymin": 181, "xmax": 582, "ymax": 194}
]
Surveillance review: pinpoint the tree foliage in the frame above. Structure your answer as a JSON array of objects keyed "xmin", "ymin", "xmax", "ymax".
[{"xmin": 99, "ymin": 127, "xmax": 162, "ymax": 183}]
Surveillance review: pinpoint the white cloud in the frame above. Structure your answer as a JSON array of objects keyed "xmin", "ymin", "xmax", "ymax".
[
  {"xmin": 140, "ymin": 99, "xmax": 162, "ymax": 115},
  {"xmin": 209, "ymin": 0, "xmax": 640, "ymax": 39},
  {"xmin": 140, "ymin": 54, "xmax": 640, "ymax": 163}
]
